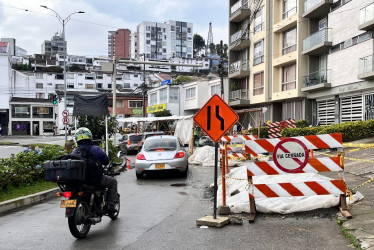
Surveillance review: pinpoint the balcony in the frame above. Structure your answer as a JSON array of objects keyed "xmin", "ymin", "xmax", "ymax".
[
  {"xmin": 229, "ymin": 89, "xmax": 250, "ymax": 106},
  {"xmin": 358, "ymin": 55, "xmax": 374, "ymax": 80},
  {"xmin": 301, "ymin": 69, "xmax": 331, "ymax": 92},
  {"xmin": 302, "ymin": 28, "xmax": 332, "ymax": 55},
  {"xmin": 229, "ymin": 30, "xmax": 250, "ymax": 51},
  {"xmin": 302, "ymin": 0, "xmax": 333, "ymax": 19},
  {"xmin": 228, "ymin": 60, "xmax": 250, "ymax": 79},
  {"xmin": 359, "ymin": 3, "xmax": 374, "ymax": 31},
  {"xmin": 230, "ymin": 0, "xmax": 251, "ymax": 22}
]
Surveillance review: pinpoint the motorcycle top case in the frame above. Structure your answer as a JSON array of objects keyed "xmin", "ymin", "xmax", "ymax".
[{"xmin": 43, "ymin": 159, "xmax": 86, "ymax": 182}]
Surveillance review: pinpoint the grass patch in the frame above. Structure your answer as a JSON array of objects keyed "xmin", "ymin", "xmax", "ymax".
[
  {"xmin": 0, "ymin": 180, "xmax": 57, "ymax": 202},
  {"xmin": 337, "ymin": 220, "xmax": 362, "ymax": 249},
  {"xmin": 0, "ymin": 142, "xmax": 18, "ymax": 145},
  {"xmin": 25, "ymin": 143, "xmax": 59, "ymax": 148}
]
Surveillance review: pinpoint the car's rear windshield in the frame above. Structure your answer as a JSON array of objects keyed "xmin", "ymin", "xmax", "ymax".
[
  {"xmin": 143, "ymin": 138, "xmax": 177, "ymax": 151},
  {"xmin": 129, "ymin": 135, "xmax": 143, "ymax": 142},
  {"xmin": 145, "ymin": 133, "xmax": 163, "ymax": 139}
]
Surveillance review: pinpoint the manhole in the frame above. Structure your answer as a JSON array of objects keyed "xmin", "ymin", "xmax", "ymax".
[{"xmin": 170, "ymin": 183, "xmax": 188, "ymax": 187}]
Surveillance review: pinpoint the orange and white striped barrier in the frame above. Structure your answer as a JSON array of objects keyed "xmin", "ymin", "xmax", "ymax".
[
  {"xmin": 267, "ymin": 119, "xmax": 296, "ymax": 138},
  {"xmin": 246, "ymin": 132, "xmax": 351, "ymax": 222},
  {"xmin": 220, "ymin": 134, "xmax": 257, "ymax": 143}
]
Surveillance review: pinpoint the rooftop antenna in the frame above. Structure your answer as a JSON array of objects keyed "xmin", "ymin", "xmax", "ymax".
[{"xmin": 206, "ymin": 22, "xmax": 213, "ymax": 55}]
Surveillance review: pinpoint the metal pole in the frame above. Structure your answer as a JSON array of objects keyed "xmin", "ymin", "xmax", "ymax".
[
  {"xmin": 112, "ymin": 56, "xmax": 117, "ymax": 144},
  {"xmin": 63, "ymin": 19, "xmax": 67, "ymax": 143},
  {"xmin": 142, "ymin": 54, "xmax": 146, "ymax": 117},
  {"xmin": 220, "ymin": 40, "xmax": 224, "ymax": 99},
  {"xmin": 213, "ymin": 142, "xmax": 218, "ymax": 219}
]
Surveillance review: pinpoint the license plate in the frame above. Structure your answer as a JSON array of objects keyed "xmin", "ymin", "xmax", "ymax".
[
  {"xmin": 155, "ymin": 164, "xmax": 165, "ymax": 169},
  {"xmin": 60, "ymin": 199, "xmax": 77, "ymax": 208}
]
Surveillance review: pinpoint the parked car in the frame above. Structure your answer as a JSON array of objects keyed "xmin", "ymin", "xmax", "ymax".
[
  {"xmin": 119, "ymin": 133, "xmax": 143, "ymax": 155},
  {"xmin": 141, "ymin": 131, "xmax": 164, "ymax": 146},
  {"xmin": 135, "ymin": 135, "xmax": 188, "ymax": 179},
  {"xmin": 198, "ymin": 136, "xmax": 213, "ymax": 146}
]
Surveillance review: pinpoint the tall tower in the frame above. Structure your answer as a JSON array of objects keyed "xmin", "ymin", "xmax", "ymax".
[{"xmin": 206, "ymin": 22, "xmax": 213, "ymax": 55}]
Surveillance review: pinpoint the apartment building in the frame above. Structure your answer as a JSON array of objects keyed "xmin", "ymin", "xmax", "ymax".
[
  {"xmin": 108, "ymin": 29, "xmax": 131, "ymax": 59},
  {"xmin": 41, "ymin": 33, "xmax": 66, "ymax": 56},
  {"xmin": 134, "ymin": 20, "xmax": 193, "ymax": 60}
]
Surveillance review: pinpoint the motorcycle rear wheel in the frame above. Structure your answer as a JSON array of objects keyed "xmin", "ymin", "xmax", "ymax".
[
  {"xmin": 68, "ymin": 201, "xmax": 91, "ymax": 239},
  {"xmin": 108, "ymin": 194, "xmax": 120, "ymax": 220}
]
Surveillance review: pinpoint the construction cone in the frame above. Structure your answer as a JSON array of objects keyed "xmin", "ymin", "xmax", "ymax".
[{"xmin": 127, "ymin": 158, "xmax": 131, "ymax": 170}]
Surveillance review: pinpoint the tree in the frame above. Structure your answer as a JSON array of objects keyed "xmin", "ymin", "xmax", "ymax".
[
  {"xmin": 193, "ymin": 34, "xmax": 205, "ymax": 57},
  {"xmin": 209, "ymin": 43, "xmax": 216, "ymax": 55},
  {"xmin": 76, "ymin": 115, "xmax": 117, "ymax": 142},
  {"xmin": 173, "ymin": 75, "xmax": 193, "ymax": 84}
]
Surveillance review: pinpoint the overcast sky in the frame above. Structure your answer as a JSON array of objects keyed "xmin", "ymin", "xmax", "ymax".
[{"xmin": 0, "ymin": 0, "xmax": 228, "ymax": 57}]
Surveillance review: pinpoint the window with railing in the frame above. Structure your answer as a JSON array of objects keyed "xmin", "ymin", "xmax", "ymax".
[
  {"xmin": 231, "ymin": 0, "xmax": 249, "ymax": 14},
  {"xmin": 282, "ymin": 27, "xmax": 297, "ymax": 55},
  {"xmin": 304, "ymin": 0, "xmax": 323, "ymax": 13},
  {"xmin": 303, "ymin": 28, "xmax": 331, "ymax": 51},
  {"xmin": 283, "ymin": 0, "xmax": 297, "ymax": 19},
  {"xmin": 254, "ymin": 6, "xmax": 264, "ymax": 34},
  {"xmin": 303, "ymin": 69, "xmax": 329, "ymax": 87},
  {"xmin": 129, "ymin": 100, "xmax": 142, "ymax": 108},
  {"xmin": 230, "ymin": 60, "xmax": 249, "ymax": 74},
  {"xmin": 231, "ymin": 30, "xmax": 248, "ymax": 44},
  {"xmin": 359, "ymin": 55, "xmax": 374, "ymax": 75},
  {"xmin": 360, "ymin": 2, "xmax": 374, "ymax": 25},
  {"xmin": 282, "ymin": 64, "xmax": 296, "ymax": 91},
  {"xmin": 254, "ymin": 40, "xmax": 264, "ymax": 65},
  {"xmin": 253, "ymin": 72, "xmax": 264, "ymax": 95}
]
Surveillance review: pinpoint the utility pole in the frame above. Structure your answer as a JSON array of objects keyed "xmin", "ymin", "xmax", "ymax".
[
  {"xmin": 112, "ymin": 56, "xmax": 117, "ymax": 146},
  {"xmin": 142, "ymin": 54, "xmax": 146, "ymax": 117},
  {"xmin": 219, "ymin": 40, "xmax": 224, "ymax": 99}
]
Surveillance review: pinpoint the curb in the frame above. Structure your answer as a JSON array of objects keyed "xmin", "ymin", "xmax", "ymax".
[{"xmin": 0, "ymin": 187, "xmax": 59, "ymax": 215}]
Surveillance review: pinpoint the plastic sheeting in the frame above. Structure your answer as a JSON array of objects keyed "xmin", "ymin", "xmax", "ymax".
[
  {"xmin": 217, "ymin": 165, "xmax": 364, "ymax": 214},
  {"xmin": 188, "ymin": 146, "xmax": 216, "ymax": 167},
  {"xmin": 174, "ymin": 117, "xmax": 193, "ymax": 145},
  {"xmin": 72, "ymin": 95, "xmax": 109, "ymax": 117}
]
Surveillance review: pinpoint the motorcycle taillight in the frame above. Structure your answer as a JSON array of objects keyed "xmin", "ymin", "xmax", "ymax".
[{"xmin": 63, "ymin": 191, "xmax": 72, "ymax": 198}]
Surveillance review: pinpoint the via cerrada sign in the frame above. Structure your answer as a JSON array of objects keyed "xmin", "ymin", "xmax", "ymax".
[{"xmin": 273, "ymin": 138, "xmax": 309, "ymax": 173}]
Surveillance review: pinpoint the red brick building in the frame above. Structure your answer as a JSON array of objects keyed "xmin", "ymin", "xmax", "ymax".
[
  {"xmin": 107, "ymin": 93, "xmax": 147, "ymax": 117},
  {"xmin": 108, "ymin": 29, "xmax": 131, "ymax": 60}
]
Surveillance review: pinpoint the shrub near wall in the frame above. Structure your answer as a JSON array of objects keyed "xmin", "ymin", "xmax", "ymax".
[
  {"xmin": 282, "ymin": 120, "xmax": 374, "ymax": 142},
  {"xmin": 0, "ymin": 145, "xmax": 65, "ymax": 190}
]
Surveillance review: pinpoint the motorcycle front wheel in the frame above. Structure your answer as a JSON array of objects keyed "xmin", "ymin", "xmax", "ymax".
[{"xmin": 68, "ymin": 201, "xmax": 91, "ymax": 239}]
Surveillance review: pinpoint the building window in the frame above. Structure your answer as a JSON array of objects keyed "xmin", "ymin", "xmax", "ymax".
[
  {"xmin": 254, "ymin": 7, "xmax": 264, "ymax": 34},
  {"xmin": 253, "ymin": 72, "xmax": 264, "ymax": 95},
  {"xmin": 116, "ymin": 100, "xmax": 123, "ymax": 108},
  {"xmin": 254, "ymin": 40, "xmax": 264, "ymax": 65},
  {"xmin": 108, "ymin": 83, "xmax": 112, "ymax": 88},
  {"xmin": 97, "ymin": 75, "xmax": 103, "ymax": 79},
  {"xmin": 149, "ymin": 93, "xmax": 157, "ymax": 106},
  {"xmin": 11, "ymin": 105, "xmax": 30, "ymax": 118},
  {"xmin": 86, "ymin": 84, "xmax": 94, "ymax": 89},
  {"xmin": 36, "ymin": 72, "xmax": 43, "ymax": 79},
  {"xmin": 210, "ymin": 85, "xmax": 221, "ymax": 96},
  {"xmin": 67, "ymin": 83, "xmax": 74, "ymax": 89},
  {"xmin": 160, "ymin": 88, "xmax": 167, "ymax": 103},
  {"xmin": 282, "ymin": 64, "xmax": 296, "ymax": 91},
  {"xmin": 97, "ymin": 83, "xmax": 103, "ymax": 89},
  {"xmin": 47, "ymin": 82, "xmax": 52, "ymax": 86},
  {"xmin": 283, "ymin": 0, "xmax": 297, "ymax": 19},
  {"xmin": 185, "ymin": 87, "xmax": 196, "ymax": 99},
  {"xmin": 85, "ymin": 75, "xmax": 95, "ymax": 80},
  {"xmin": 169, "ymin": 88, "xmax": 179, "ymax": 103},
  {"xmin": 36, "ymin": 83, "xmax": 43, "ymax": 89},
  {"xmin": 282, "ymin": 27, "xmax": 297, "ymax": 55},
  {"xmin": 129, "ymin": 100, "xmax": 143, "ymax": 108},
  {"xmin": 67, "ymin": 73, "xmax": 74, "ymax": 79},
  {"xmin": 36, "ymin": 93, "xmax": 44, "ymax": 99},
  {"xmin": 78, "ymin": 83, "xmax": 83, "ymax": 86}
]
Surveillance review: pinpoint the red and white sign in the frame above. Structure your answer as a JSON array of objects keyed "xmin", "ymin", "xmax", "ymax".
[
  {"xmin": 62, "ymin": 110, "xmax": 69, "ymax": 117},
  {"xmin": 62, "ymin": 117, "xmax": 69, "ymax": 125},
  {"xmin": 273, "ymin": 138, "xmax": 309, "ymax": 173}
]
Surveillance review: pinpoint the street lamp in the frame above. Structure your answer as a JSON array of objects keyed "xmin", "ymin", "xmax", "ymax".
[{"xmin": 41, "ymin": 5, "xmax": 84, "ymax": 143}]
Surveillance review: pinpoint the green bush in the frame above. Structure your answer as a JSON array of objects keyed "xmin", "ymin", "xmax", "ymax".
[
  {"xmin": 0, "ymin": 145, "xmax": 65, "ymax": 190},
  {"xmin": 282, "ymin": 120, "xmax": 374, "ymax": 142}
]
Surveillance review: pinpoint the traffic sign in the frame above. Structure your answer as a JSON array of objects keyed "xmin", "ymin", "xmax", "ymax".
[
  {"xmin": 62, "ymin": 117, "xmax": 69, "ymax": 125},
  {"xmin": 62, "ymin": 110, "xmax": 69, "ymax": 117},
  {"xmin": 273, "ymin": 138, "xmax": 309, "ymax": 173},
  {"xmin": 194, "ymin": 94, "xmax": 239, "ymax": 142}
]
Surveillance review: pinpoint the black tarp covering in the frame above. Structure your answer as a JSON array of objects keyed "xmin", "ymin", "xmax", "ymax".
[{"xmin": 72, "ymin": 95, "xmax": 110, "ymax": 117}]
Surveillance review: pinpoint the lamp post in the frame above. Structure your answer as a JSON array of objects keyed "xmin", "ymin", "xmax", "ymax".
[{"xmin": 41, "ymin": 5, "xmax": 84, "ymax": 143}]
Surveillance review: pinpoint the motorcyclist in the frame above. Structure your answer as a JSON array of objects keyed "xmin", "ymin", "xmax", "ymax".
[{"xmin": 73, "ymin": 127, "xmax": 118, "ymax": 213}]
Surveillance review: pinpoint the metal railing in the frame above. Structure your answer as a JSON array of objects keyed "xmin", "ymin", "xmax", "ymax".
[
  {"xmin": 304, "ymin": 0, "xmax": 323, "ymax": 13},
  {"xmin": 282, "ymin": 6, "xmax": 297, "ymax": 19},
  {"xmin": 303, "ymin": 28, "xmax": 331, "ymax": 51},
  {"xmin": 230, "ymin": 89, "xmax": 248, "ymax": 100},
  {"xmin": 230, "ymin": 30, "xmax": 249, "ymax": 44},
  {"xmin": 302, "ymin": 69, "xmax": 330, "ymax": 88},
  {"xmin": 358, "ymin": 55, "xmax": 374, "ymax": 75},
  {"xmin": 360, "ymin": 2, "xmax": 374, "ymax": 26},
  {"xmin": 230, "ymin": 0, "xmax": 249, "ymax": 15},
  {"xmin": 229, "ymin": 60, "xmax": 249, "ymax": 74}
]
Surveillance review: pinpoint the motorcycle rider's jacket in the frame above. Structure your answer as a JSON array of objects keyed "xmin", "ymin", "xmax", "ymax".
[{"xmin": 73, "ymin": 141, "xmax": 109, "ymax": 185}]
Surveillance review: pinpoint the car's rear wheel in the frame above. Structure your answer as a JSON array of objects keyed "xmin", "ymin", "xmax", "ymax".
[
  {"xmin": 181, "ymin": 164, "xmax": 188, "ymax": 178},
  {"xmin": 136, "ymin": 172, "xmax": 144, "ymax": 179}
]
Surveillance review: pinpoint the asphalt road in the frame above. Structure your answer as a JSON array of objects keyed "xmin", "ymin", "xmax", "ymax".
[{"xmin": 0, "ymin": 164, "xmax": 351, "ymax": 250}]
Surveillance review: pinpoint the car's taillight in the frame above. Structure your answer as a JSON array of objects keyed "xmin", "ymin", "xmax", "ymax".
[
  {"xmin": 63, "ymin": 191, "xmax": 72, "ymax": 198},
  {"xmin": 127, "ymin": 140, "xmax": 131, "ymax": 145},
  {"xmin": 174, "ymin": 151, "xmax": 185, "ymax": 158},
  {"xmin": 136, "ymin": 153, "xmax": 146, "ymax": 160}
]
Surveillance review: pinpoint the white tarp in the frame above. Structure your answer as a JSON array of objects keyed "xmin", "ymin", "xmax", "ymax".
[
  {"xmin": 174, "ymin": 117, "xmax": 193, "ymax": 145},
  {"xmin": 188, "ymin": 146, "xmax": 216, "ymax": 167},
  {"xmin": 217, "ymin": 165, "xmax": 364, "ymax": 214},
  {"xmin": 116, "ymin": 115, "xmax": 193, "ymax": 123}
]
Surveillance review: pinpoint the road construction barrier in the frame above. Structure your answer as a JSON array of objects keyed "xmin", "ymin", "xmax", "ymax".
[
  {"xmin": 245, "ymin": 132, "xmax": 352, "ymax": 222},
  {"xmin": 267, "ymin": 118, "xmax": 296, "ymax": 138},
  {"xmin": 220, "ymin": 134, "xmax": 257, "ymax": 160}
]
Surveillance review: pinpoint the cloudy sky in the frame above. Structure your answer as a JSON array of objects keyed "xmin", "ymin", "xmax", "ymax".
[{"xmin": 0, "ymin": 0, "xmax": 228, "ymax": 57}]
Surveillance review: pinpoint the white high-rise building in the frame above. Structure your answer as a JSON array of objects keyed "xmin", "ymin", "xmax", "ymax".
[{"xmin": 134, "ymin": 20, "xmax": 193, "ymax": 60}]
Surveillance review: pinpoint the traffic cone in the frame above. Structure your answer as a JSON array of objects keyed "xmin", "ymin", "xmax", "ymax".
[{"xmin": 127, "ymin": 158, "xmax": 131, "ymax": 170}]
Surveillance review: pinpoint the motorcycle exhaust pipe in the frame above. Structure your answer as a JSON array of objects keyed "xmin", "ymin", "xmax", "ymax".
[{"xmin": 88, "ymin": 217, "xmax": 102, "ymax": 225}]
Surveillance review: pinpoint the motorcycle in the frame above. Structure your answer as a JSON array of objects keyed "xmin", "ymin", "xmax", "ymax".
[
  {"xmin": 56, "ymin": 181, "xmax": 120, "ymax": 239},
  {"xmin": 44, "ymin": 158, "xmax": 121, "ymax": 239}
]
